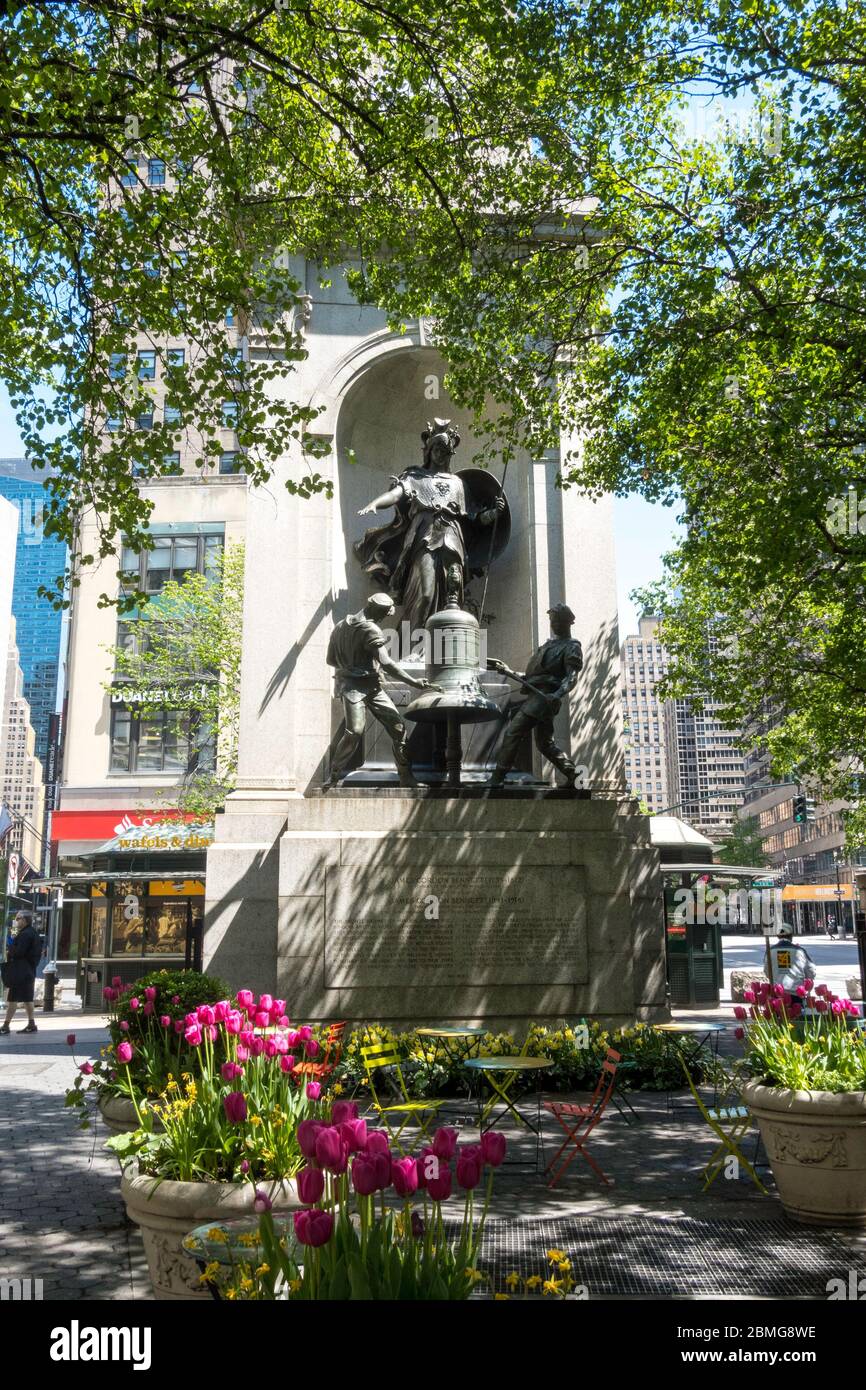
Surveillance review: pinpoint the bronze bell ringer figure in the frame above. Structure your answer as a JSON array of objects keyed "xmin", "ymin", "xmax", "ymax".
[
  {"xmin": 486, "ymin": 603, "xmax": 583, "ymax": 788},
  {"xmin": 326, "ymin": 593, "xmax": 440, "ymax": 788}
]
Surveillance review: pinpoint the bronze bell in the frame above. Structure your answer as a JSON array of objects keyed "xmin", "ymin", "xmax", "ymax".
[{"xmin": 404, "ymin": 606, "xmax": 502, "ymax": 786}]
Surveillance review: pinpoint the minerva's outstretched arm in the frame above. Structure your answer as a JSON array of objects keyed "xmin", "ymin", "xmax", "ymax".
[{"xmin": 358, "ymin": 484, "xmax": 403, "ymax": 517}]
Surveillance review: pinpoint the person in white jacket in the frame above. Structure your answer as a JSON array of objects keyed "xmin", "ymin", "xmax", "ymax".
[{"xmin": 768, "ymin": 925, "xmax": 816, "ymax": 993}]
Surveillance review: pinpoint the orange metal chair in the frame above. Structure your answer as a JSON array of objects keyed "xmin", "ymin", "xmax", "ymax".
[
  {"xmin": 293, "ymin": 1021, "xmax": 347, "ymax": 1083},
  {"xmin": 543, "ymin": 1048, "xmax": 620, "ymax": 1188}
]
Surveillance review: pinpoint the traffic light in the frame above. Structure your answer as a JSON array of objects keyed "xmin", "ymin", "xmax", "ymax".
[{"xmin": 793, "ymin": 794, "xmax": 817, "ymax": 824}]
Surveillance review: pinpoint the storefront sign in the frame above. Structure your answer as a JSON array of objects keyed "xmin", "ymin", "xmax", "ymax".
[
  {"xmin": 781, "ymin": 883, "xmax": 855, "ymax": 902},
  {"xmin": 51, "ymin": 810, "xmax": 202, "ymax": 844},
  {"xmin": 111, "ymin": 682, "xmax": 212, "ymax": 707}
]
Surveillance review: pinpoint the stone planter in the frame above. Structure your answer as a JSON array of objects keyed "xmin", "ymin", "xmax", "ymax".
[
  {"xmin": 741, "ymin": 1079, "xmax": 866, "ymax": 1227},
  {"xmin": 731, "ymin": 969, "xmax": 767, "ymax": 1003},
  {"xmin": 98, "ymin": 1094, "xmax": 142, "ymax": 1134},
  {"xmin": 121, "ymin": 1168, "xmax": 301, "ymax": 1300}
]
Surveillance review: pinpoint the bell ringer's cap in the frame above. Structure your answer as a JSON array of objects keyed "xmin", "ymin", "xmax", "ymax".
[
  {"xmin": 367, "ymin": 593, "xmax": 394, "ymax": 614},
  {"xmin": 548, "ymin": 603, "xmax": 576, "ymax": 622},
  {"xmin": 777, "ymin": 924, "xmax": 793, "ymax": 938}
]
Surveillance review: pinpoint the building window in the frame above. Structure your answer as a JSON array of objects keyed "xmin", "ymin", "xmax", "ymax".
[
  {"xmin": 148, "ymin": 159, "xmax": 166, "ymax": 186},
  {"xmin": 107, "ymin": 414, "xmax": 123, "ymax": 433},
  {"xmin": 136, "ymin": 409, "xmax": 154, "ymax": 431},
  {"xmin": 219, "ymin": 451, "xmax": 241, "ymax": 474},
  {"xmin": 109, "ymin": 353, "xmax": 126, "ymax": 380},
  {"xmin": 164, "ymin": 452, "xmax": 182, "ymax": 474},
  {"xmin": 120, "ymin": 531, "xmax": 223, "ymax": 595},
  {"xmin": 109, "ymin": 705, "xmax": 214, "ymax": 774},
  {"xmin": 120, "ymin": 162, "xmax": 137, "ymax": 187},
  {"xmin": 166, "ymin": 348, "xmax": 185, "ymax": 369},
  {"xmin": 164, "ymin": 403, "xmax": 181, "ymax": 426},
  {"xmin": 137, "ymin": 349, "xmax": 157, "ymax": 380},
  {"xmin": 221, "ymin": 400, "xmax": 239, "ymax": 429}
]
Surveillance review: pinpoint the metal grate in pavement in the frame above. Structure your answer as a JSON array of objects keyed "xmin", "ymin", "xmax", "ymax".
[{"xmin": 467, "ymin": 1217, "xmax": 866, "ymax": 1298}]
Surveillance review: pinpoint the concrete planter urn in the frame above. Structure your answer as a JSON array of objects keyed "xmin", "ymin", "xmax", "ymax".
[
  {"xmin": 741, "ymin": 1079, "xmax": 866, "ymax": 1227},
  {"xmin": 121, "ymin": 1168, "xmax": 301, "ymax": 1300},
  {"xmin": 98, "ymin": 1094, "xmax": 141, "ymax": 1134}
]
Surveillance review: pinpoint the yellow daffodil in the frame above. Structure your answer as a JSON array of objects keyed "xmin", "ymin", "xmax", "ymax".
[
  {"xmin": 505, "ymin": 1271, "xmax": 521, "ymax": 1289},
  {"xmin": 524, "ymin": 1274, "xmax": 542, "ymax": 1290},
  {"xmin": 494, "ymin": 1293, "xmax": 510, "ymax": 1300},
  {"xmin": 546, "ymin": 1248, "xmax": 567, "ymax": 1262},
  {"xmin": 205, "ymin": 1227, "xmax": 228, "ymax": 1243},
  {"xmin": 542, "ymin": 1276, "xmax": 565, "ymax": 1297}
]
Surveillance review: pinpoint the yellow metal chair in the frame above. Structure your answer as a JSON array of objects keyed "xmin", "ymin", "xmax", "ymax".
[
  {"xmin": 360, "ymin": 1040, "xmax": 446, "ymax": 1153},
  {"xmin": 680, "ymin": 1056, "xmax": 767, "ymax": 1194}
]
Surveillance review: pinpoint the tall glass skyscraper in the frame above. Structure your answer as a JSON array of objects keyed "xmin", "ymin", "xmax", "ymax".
[{"xmin": 0, "ymin": 458, "xmax": 67, "ymax": 765}]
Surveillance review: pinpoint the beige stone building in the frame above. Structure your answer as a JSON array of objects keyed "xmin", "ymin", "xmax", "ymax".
[{"xmin": 1, "ymin": 618, "xmax": 46, "ymax": 872}]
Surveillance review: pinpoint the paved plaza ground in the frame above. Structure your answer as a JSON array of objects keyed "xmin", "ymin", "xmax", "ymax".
[{"xmin": 1, "ymin": 933, "xmax": 864, "ymax": 1302}]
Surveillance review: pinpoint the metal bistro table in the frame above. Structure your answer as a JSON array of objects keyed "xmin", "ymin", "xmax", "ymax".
[
  {"xmin": 653, "ymin": 1020, "xmax": 728, "ymax": 1112},
  {"xmin": 463, "ymin": 1054, "xmax": 554, "ymax": 1153},
  {"xmin": 415, "ymin": 1025, "xmax": 487, "ymax": 1068}
]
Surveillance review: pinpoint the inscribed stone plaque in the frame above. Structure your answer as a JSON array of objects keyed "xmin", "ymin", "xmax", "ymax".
[{"xmin": 324, "ymin": 864, "xmax": 587, "ymax": 987}]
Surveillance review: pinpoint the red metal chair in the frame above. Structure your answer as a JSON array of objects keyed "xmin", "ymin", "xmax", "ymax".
[
  {"xmin": 293, "ymin": 1021, "xmax": 347, "ymax": 1083},
  {"xmin": 543, "ymin": 1048, "xmax": 620, "ymax": 1188}
]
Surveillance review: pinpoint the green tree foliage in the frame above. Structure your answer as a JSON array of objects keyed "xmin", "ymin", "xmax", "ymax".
[
  {"xmin": 107, "ymin": 543, "xmax": 244, "ymax": 818},
  {"xmin": 716, "ymin": 816, "xmax": 769, "ymax": 868}
]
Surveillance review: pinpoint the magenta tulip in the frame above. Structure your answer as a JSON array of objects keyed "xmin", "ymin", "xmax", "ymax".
[
  {"xmin": 142, "ymin": 1001, "xmax": 154, "ymax": 1017},
  {"xmin": 79, "ymin": 1061, "xmax": 94, "ymax": 1075},
  {"xmin": 197, "ymin": 1004, "xmax": 216, "ymax": 1026},
  {"xmin": 116, "ymin": 1041, "xmax": 133, "ymax": 1064},
  {"xmin": 253, "ymin": 1188, "xmax": 272, "ymax": 1214},
  {"xmin": 364, "ymin": 1129, "xmax": 389, "ymax": 1156},
  {"xmin": 250, "ymin": 1036, "xmax": 265, "ymax": 1057},
  {"xmin": 431, "ymin": 1126, "xmax": 458, "ymax": 1160},
  {"xmin": 315, "ymin": 1126, "xmax": 345, "ymax": 1171},
  {"xmin": 119, "ymin": 1020, "xmax": 129, "ymax": 1032},
  {"xmin": 733, "ymin": 1005, "xmax": 747, "ymax": 1020},
  {"xmin": 280, "ymin": 1054, "xmax": 296, "ymax": 1073},
  {"xmin": 305, "ymin": 1038, "xmax": 320, "ymax": 1058},
  {"xmin": 265, "ymin": 1038, "xmax": 278, "ymax": 1058},
  {"xmin": 456, "ymin": 1152, "xmax": 483, "ymax": 1189},
  {"xmin": 254, "ymin": 1010, "xmax": 270, "ymax": 1028},
  {"xmin": 111, "ymin": 975, "xmax": 122, "ymax": 987},
  {"xmin": 297, "ymin": 1025, "xmax": 313, "ymax": 1041},
  {"xmin": 236, "ymin": 1044, "xmax": 250, "ymax": 1062},
  {"xmin": 171, "ymin": 994, "xmax": 180, "ymax": 1005},
  {"xmin": 129, "ymin": 997, "xmax": 140, "ymax": 1012},
  {"xmin": 294, "ymin": 1209, "xmax": 334, "ymax": 1248},
  {"xmin": 298, "ymin": 1119, "xmax": 325, "ymax": 1159},
  {"xmin": 340, "ymin": 1118, "xmax": 367, "ymax": 1153},
  {"xmin": 428, "ymin": 1168, "xmax": 453, "ymax": 1202},
  {"xmin": 213, "ymin": 1000, "xmax": 230, "ymax": 1023},
  {"xmin": 66, "ymin": 1033, "xmax": 76, "ymax": 1047},
  {"xmin": 273, "ymin": 999, "xmax": 286, "ymax": 1017},
  {"xmin": 184, "ymin": 1024, "xmax": 203, "ymax": 1046},
  {"xmin": 351, "ymin": 1153, "xmax": 380, "ymax": 1197},
  {"xmin": 223, "ymin": 1091, "xmax": 247, "ymax": 1124},
  {"xmin": 297, "ymin": 1166, "xmax": 326, "ymax": 1205},
  {"xmin": 102, "ymin": 987, "xmax": 115, "ymax": 1001},
  {"xmin": 144, "ymin": 986, "xmax": 157, "ymax": 1002},
  {"xmin": 237, "ymin": 989, "xmax": 255, "ymax": 1010},
  {"xmin": 391, "ymin": 1156, "xmax": 419, "ymax": 1197},
  {"xmin": 480, "ymin": 1131, "xmax": 507, "ymax": 1168},
  {"xmin": 258, "ymin": 993, "xmax": 273, "ymax": 1013},
  {"xmin": 734, "ymin": 1026, "xmax": 745, "ymax": 1039},
  {"xmin": 221, "ymin": 1061, "xmax": 243, "ymax": 1082},
  {"xmin": 239, "ymin": 1028, "xmax": 255, "ymax": 1047},
  {"xmin": 332, "ymin": 1100, "xmax": 359, "ymax": 1125},
  {"xmin": 160, "ymin": 1015, "xmax": 171, "ymax": 1028},
  {"xmin": 173, "ymin": 1019, "xmax": 184, "ymax": 1034},
  {"xmin": 225, "ymin": 1011, "xmax": 242, "ymax": 1035},
  {"xmin": 306, "ymin": 1082, "xmax": 322, "ymax": 1100},
  {"xmin": 373, "ymin": 1151, "xmax": 392, "ymax": 1188}
]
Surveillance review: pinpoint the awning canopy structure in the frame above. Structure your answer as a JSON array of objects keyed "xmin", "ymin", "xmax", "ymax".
[
  {"xmin": 649, "ymin": 816, "xmax": 715, "ymax": 852},
  {"xmin": 92, "ymin": 822, "xmax": 214, "ymax": 854}
]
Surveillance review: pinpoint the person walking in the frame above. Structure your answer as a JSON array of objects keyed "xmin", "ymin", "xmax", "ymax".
[
  {"xmin": 0, "ymin": 910, "xmax": 41, "ymax": 1034},
  {"xmin": 768, "ymin": 924, "xmax": 817, "ymax": 993}
]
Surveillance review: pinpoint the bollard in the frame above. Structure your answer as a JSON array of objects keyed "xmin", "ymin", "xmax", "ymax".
[{"xmin": 42, "ymin": 963, "xmax": 57, "ymax": 1013}]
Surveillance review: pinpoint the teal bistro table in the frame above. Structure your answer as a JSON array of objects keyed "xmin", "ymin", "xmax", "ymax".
[{"xmin": 463, "ymin": 1054, "xmax": 554, "ymax": 1137}]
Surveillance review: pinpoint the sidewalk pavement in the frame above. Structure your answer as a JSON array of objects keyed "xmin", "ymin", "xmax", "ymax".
[{"xmin": 0, "ymin": 1005, "xmax": 863, "ymax": 1301}]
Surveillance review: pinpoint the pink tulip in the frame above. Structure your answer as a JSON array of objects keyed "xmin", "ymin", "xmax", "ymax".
[
  {"xmin": 236, "ymin": 1044, "xmax": 250, "ymax": 1062},
  {"xmin": 340, "ymin": 1118, "xmax": 367, "ymax": 1153},
  {"xmin": 265, "ymin": 1038, "xmax": 278, "ymax": 1058},
  {"xmin": 171, "ymin": 995, "xmax": 180, "ymax": 1005},
  {"xmin": 116, "ymin": 1041, "xmax": 133, "ymax": 1064},
  {"xmin": 253, "ymin": 1188, "xmax": 272, "ymax": 1214},
  {"xmin": 240, "ymin": 1159, "xmax": 250, "ymax": 1175},
  {"xmin": 159, "ymin": 1015, "xmax": 171, "ymax": 1028},
  {"xmin": 734, "ymin": 1026, "xmax": 745, "ymax": 1040},
  {"xmin": 456, "ymin": 1152, "xmax": 483, "ymax": 1190},
  {"xmin": 278, "ymin": 1015, "xmax": 291, "ymax": 1028},
  {"xmin": 223, "ymin": 1091, "xmax": 247, "ymax": 1124},
  {"xmin": 213, "ymin": 1001, "xmax": 230, "ymax": 1022},
  {"xmin": 306, "ymin": 1082, "xmax": 322, "ymax": 1100},
  {"xmin": 129, "ymin": 997, "xmax": 140, "ymax": 1012},
  {"xmin": 315, "ymin": 1126, "xmax": 344, "ymax": 1171},
  {"xmin": 184, "ymin": 1024, "xmax": 203, "ymax": 1046},
  {"xmin": 102, "ymin": 987, "xmax": 115, "ymax": 1001},
  {"xmin": 803, "ymin": 978, "xmax": 814, "ymax": 991},
  {"xmin": 237, "ymin": 989, "xmax": 255, "ymax": 1010},
  {"xmin": 119, "ymin": 1020, "xmax": 129, "ymax": 1032},
  {"xmin": 297, "ymin": 1025, "xmax": 313, "ymax": 1042},
  {"xmin": 298, "ymin": 1120, "xmax": 325, "ymax": 1159},
  {"xmin": 332, "ymin": 1100, "xmax": 359, "ymax": 1125},
  {"xmin": 365, "ymin": 1129, "xmax": 390, "ymax": 1155},
  {"xmin": 239, "ymin": 1028, "xmax": 255, "ymax": 1047},
  {"xmin": 194, "ymin": 1004, "xmax": 213, "ymax": 1026},
  {"xmin": 391, "ymin": 1156, "xmax": 419, "ymax": 1197},
  {"xmin": 305, "ymin": 1038, "xmax": 320, "ymax": 1058},
  {"xmin": 351, "ymin": 1154, "xmax": 380, "ymax": 1196},
  {"xmin": 431, "ymin": 1126, "xmax": 458, "ymax": 1160},
  {"xmin": 185, "ymin": 1012, "xmax": 197, "ymax": 1028},
  {"xmin": 480, "ymin": 1131, "xmax": 507, "ymax": 1168},
  {"xmin": 221, "ymin": 1061, "xmax": 243, "ymax": 1081},
  {"xmin": 173, "ymin": 1020, "xmax": 184, "ymax": 1034},
  {"xmin": 258, "ymin": 994, "xmax": 274, "ymax": 1014},
  {"xmin": 142, "ymin": 1001, "xmax": 154, "ymax": 1018},
  {"xmin": 373, "ymin": 1151, "xmax": 392, "ymax": 1188},
  {"xmin": 66, "ymin": 1033, "xmax": 76, "ymax": 1047},
  {"xmin": 254, "ymin": 1011, "xmax": 270, "ymax": 1028},
  {"xmin": 144, "ymin": 986, "xmax": 157, "ymax": 1002},
  {"xmin": 280, "ymin": 1055, "xmax": 295, "ymax": 1073},
  {"xmin": 250, "ymin": 1036, "xmax": 265, "ymax": 1057},
  {"xmin": 297, "ymin": 1166, "xmax": 325, "ymax": 1205},
  {"xmin": 742, "ymin": 989, "xmax": 755, "ymax": 1002},
  {"xmin": 831, "ymin": 999, "xmax": 844, "ymax": 1014},
  {"xmin": 293, "ymin": 1209, "xmax": 333, "ymax": 1248},
  {"xmin": 80, "ymin": 1061, "xmax": 94, "ymax": 1075},
  {"xmin": 111, "ymin": 976, "xmax": 122, "ymax": 987},
  {"xmin": 733, "ymin": 1006, "xmax": 746, "ymax": 1020},
  {"xmin": 273, "ymin": 999, "xmax": 286, "ymax": 1017},
  {"xmin": 225, "ymin": 1011, "xmax": 242, "ymax": 1035}
]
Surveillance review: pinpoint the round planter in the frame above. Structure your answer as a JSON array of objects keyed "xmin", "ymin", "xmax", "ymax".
[
  {"xmin": 741, "ymin": 1079, "xmax": 866, "ymax": 1227},
  {"xmin": 121, "ymin": 1168, "xmax": 301, "ymax": 1300},
  {"xmin": 98, "ymin": 1094, "xmax": 142, "ymax": 1134}
]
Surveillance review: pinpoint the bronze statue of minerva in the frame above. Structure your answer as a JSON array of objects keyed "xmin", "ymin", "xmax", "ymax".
[
  {"xmin": 326, "ymin": 593, "xmax": 440, "ymax": 787},
  {"xmin": 486, "ymin": 603, "xmax": 583, "ymax": 788}
]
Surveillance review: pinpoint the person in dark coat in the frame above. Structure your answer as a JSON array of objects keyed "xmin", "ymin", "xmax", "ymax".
[{"xmin": 1, "ymin": 911, "xmax": 41, "ymax": 1034}]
